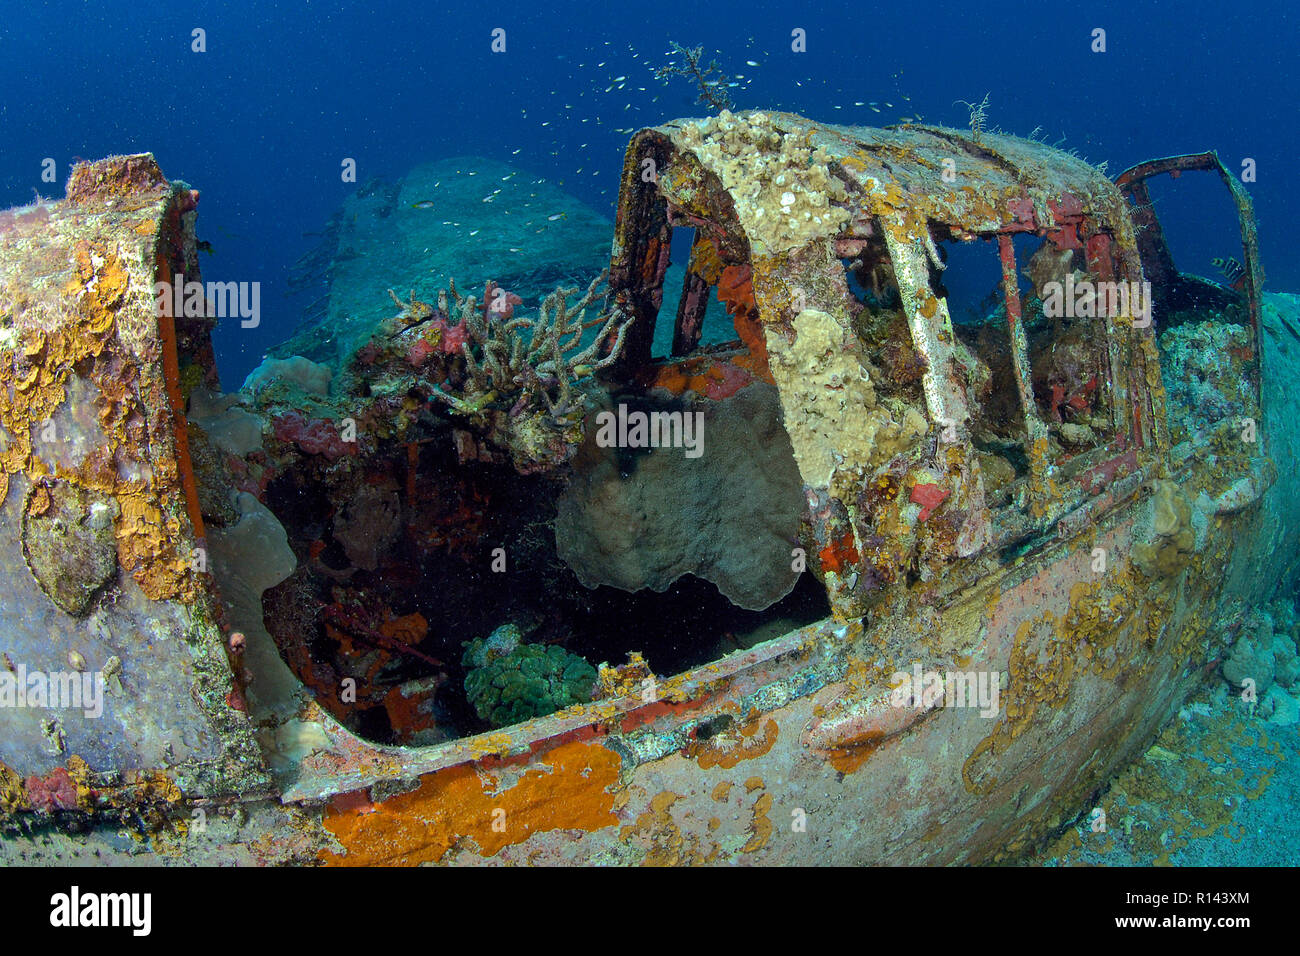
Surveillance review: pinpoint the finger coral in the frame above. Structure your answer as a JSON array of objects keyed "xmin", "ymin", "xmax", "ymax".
[{"xmin": 430, "ymin": 269, "xmax": 631, "ymax": 419}]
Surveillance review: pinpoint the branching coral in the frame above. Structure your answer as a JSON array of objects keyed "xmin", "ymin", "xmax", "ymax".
[{"xmin": 430, "ymin": 269, "xmax": 631, "ymax": 420}]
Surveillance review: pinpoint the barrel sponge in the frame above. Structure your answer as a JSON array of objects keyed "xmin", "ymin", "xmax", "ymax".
[{"xmin": 462, "ymin": 632, "xmax": 597, "ymax": 728}]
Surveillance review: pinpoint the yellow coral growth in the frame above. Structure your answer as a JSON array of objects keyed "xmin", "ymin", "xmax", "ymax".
[
  {"xmin": 1134, "ymin": 479, "xmax": 1195, "ymax": 578},
  {"xmin": 0, "ymin": 761, "xmax": 26, "ymax": 813},
  {"xmin": 675, "ymin": 110, "xmax": 850, "ymax": 257},
  {"xmin": 1, "ymin": 228, "xmax": 199, "ymax": 605}
]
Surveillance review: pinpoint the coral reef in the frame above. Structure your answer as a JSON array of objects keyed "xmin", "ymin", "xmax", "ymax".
[
  {"xmin": 764, "ymin": 308, "xmax": 927, "ymax": 492},
  {"xmin": 341, "ymin": 271, "xmax": 632, "ymax": 473},
  {"xmin": 243, "ymin": 355, "xmax": 332, "ymax": 398},
  {"xmin": 1158, "ymin": 320, "xmax": 1259, "ymax": 445},
  {"xmin": 430, "ymin": 270, "xmax": 631, "ymax": 421},
  {"xmin": 462, "ymin": 625, "xmax": 597, "ymax": 727},
  {"xmin": 272, "ymin": 411, "xmax": 356, "ymax": 460},
  {"xmin": 1221, "ymin": 601, "xmax": 1300, "ymax": 721},
  {"xmin": 187, "ymin": 387, "xmax": 266, "ymax": 458},
  {"xmin": 277, "ymin": 157, "xmax": 612, "ymax": 373},
  {"xmin": 674, "ymin": 111, "xmax": 850, "ymax": 257}
]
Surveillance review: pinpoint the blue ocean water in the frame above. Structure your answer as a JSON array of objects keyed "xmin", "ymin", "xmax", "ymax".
[{"xmin": 1, "ymin": 0, "xmax": 1294, "ymax": 385}]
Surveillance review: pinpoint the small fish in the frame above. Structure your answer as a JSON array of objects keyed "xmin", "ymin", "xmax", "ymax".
[
  {"xmin": 547, "ymin": 213, "xmax": 567, "ymax": 221},
  {"xmin": 196, "ymin": 239, "xmax": 215, "ymax": 255},
  {"xmin": 411, "ymin": 200, "xmax": 436, "ymax": 209},
  {"xmin": 1212, "ymin": 256, "xmax": 1246, "ymax": 286},
  {"xmin": 469, "ymin": 229, "xmax": 480, "ymax": 236},
  {"xmin": 746, "ymin": 60, "xmax": 759, "ymax": 66}
]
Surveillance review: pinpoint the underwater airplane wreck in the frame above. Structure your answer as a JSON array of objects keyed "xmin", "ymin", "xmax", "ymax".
[{"xmin": 1, "ymin": 110, "xmax": 1296, "ymax": 864}]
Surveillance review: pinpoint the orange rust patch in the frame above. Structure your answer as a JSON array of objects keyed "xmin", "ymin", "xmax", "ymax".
[
  {"xmin": 818, "ymin": 531, "xmax": 860, "ymax": 575},
  {"xmin": 155, "ymin": 308, "xmax": 206, "ymax": 542},
  {"xmin": 619, "ymin": 789, "xmax": 721, "ymax": 866},
  {"xmin": 742, "ymin": 792, "xmax": 773, "ymax": 853},
  {"xmin": 115, "ymin": 492, "xmax": 194, "ymax": 601},
  {"xmin": 1, "ymin": 175, "xmax": 206, "ymax": 607},
  {"xmin": 379, "ymin": 612, "xmax": 429, "ymax": 645},
  {"xmin": 618, "ymin": 695, "xmax": 709, "ymax": 733},
  {"xmin": 27, "ymin": 484, "xmax": 51, "ymax": 517},
  {"xmin": 319, "ymin": 739, "xmax": 621, "ymax": 865},
  {"xmin": 381, "ymin": 684, "xmax": 438, "ymax": 738},
  {"xmin": 650, "ymin": 357, "xmax": 751, "ymax": 398},
  {"xmin": 686, "ymin": 717, "xmax": 778, "ymax": 769},
  {"xmin": 731, "ymin": 310, "xmax": 774, "ymax": 381},
  {"xmin": 826, "ymin": 729, "xmax": 887, "ymax": 774}
]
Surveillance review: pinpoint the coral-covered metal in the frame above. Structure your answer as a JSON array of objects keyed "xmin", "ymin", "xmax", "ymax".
[{"xmin": 1, "ymin": 112, "xmax": 1295, "ymax": 865}]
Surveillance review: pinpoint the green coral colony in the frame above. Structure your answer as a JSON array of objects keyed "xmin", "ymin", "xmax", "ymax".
[{"xmin": 462, "ymin": 624, "xmax": 598, "ymax": 727}]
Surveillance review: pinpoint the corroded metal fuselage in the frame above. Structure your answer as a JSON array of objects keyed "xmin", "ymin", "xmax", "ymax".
[{"xmin": 0, "ymin": 116, "xmax": 1294, "ymax": 865}]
